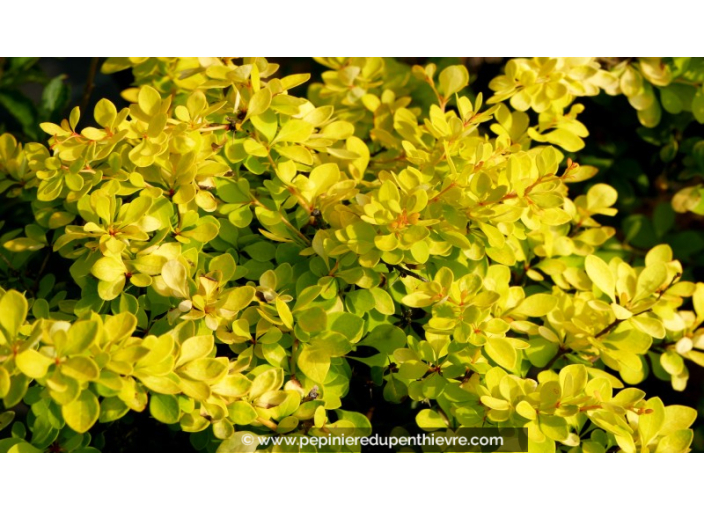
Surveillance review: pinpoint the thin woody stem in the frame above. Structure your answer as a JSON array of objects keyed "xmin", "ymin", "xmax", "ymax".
[
  {"xmin": 79, "ymin": 57, "xmax": 100, "ymax": 116},
  {"xmin": 432, "ymin": 182, "xmax": 457, "ymax": 203},
  {"xmin": 390, "ymin": 264, "xmax": 429, "ymax": 283},
  {"xmin": 0, "ymin": 251, "xmax": 15, "ymax": 271},
  {"xmin": 595, "ymin": 272, "xmax": 682, "ymax": 339},
  {"xmin": 250, "ymin": 197, "xmax": 311, "ymax": 246}
]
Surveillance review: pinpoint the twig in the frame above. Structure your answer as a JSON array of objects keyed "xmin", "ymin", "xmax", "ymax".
[
  {"xmin": 431, "ymin": 182, "xmax": 457, "ymax": 203},
  {"xmin": 527, "ymin": 272, "xmax": 685, "ymax": 379},
  {"xmin": 0, "ymin": 251, "xmax": 15, "ymax": 271},
  {"xmin": 595, "ymin": 272, "xmax": 682, "ymax": 339},
  {"xmin": 198, "ymin": 124, "xmax": 230, "ymax": 132},
  {"xmin": 527, "ymin": 345, "xmax": 566, "ymax": 379},
  {"xmin": 389, "ymin": 264, "xmax": 428, "ymax": 282},
  {"xmin": 595, "ymin": 319, "xmax": 624, "ymax": 338},
  {"xmin": 250, "ymin": 197, "xmax": 310, "ymax": 246},
  {"xmin": 31, "ymin": 248, "xmax": 52, "ymax": 293},
  {"xmin": 290, "ymin": 337, "xmax": 299, "ymax": 382},
  {"xmin": 256, "ymin": 417, "xmax": 278, "ymax": 432},
  {"xmin": 79, "ymin": 57, "xmax": 100, "ymax": 116}
]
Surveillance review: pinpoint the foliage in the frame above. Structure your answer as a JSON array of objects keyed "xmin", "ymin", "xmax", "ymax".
[
  {"xmin": 0, "ymin": 58, "xmax": 71, "ymax": 141},
  {"xmin": 0, "ymin": 57, "xmax": 702, "ymax": 453}
]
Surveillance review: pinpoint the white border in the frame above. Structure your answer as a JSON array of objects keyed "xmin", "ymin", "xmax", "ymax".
[
  {"xmin": 0, "ymin": 453, "xmax": 700, "ymax": 506},
  {"xmin": 1, "ymin": 1, "xmax": 702, "ymax": 54},
  {"xmin": 2, "ymin": 1, "xmax": 703, "ymax": 505}
]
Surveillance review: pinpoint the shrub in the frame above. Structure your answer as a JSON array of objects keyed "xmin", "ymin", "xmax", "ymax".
[{"xmin": 0, "ymin": 57, "xmax": 702, "ymax": 452}]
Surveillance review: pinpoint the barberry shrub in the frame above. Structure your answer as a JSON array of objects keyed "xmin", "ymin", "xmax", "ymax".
[{"xmin": 0, "ymin": 57, "xmax": 701, "ymax": 453}]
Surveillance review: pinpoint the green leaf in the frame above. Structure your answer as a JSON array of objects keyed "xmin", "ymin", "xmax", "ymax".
[
  {"xmin": 321, "ymin": 121, "xmax": 354, "ymax": 140},
  {"xmin": 398, "ymin": 360, "xmax": 429, "ymax": 379},
  {"xmin": 416, "ymin": 409, "xmax": 447, "ymax": 430},
  {"xmin": 298, "ymin": 307, "xmax": 327, "ymax": 333},
  {"xmin": 208, "ymin": 254, "xmax": 236, "ymax": 283},
  {"xmin": 293, "ymin": 285, "xmax": 322, "ymax": 311},
  {"xmin": 639, "ymin": 397, "xmax": 665, "ymax": 446},
  {"xmin": 586, "ymin": 183, "xmax": 618, "ymax": 211},
  {"xmin": 545, "ymin": 129, "xmax": 584, "ymax": 152},
  {"xmin": 177, "ymin": 335, "xmax": 214, "ymax": 367},
  {"xmin": 182, "ymin": 218, "xmax": 220, "ymax": 243},
  {"xmin": 179, "ymin": 358, "xmax": 228, "ymax": 382},
  {"xmin": 334, "ymin": 409, "xmax": 371, "ymax": 434},
  {"xmin": 0, "ymin": 410, "xmax": 15, "ymax": 432},
  {"xmin": 402, "ymin": 292, "xmax": 437, "ymax": 308},
  {"xmin": 656, "ymin": 430, "xmax": 694, "ymax": 453},
  {"xmin": 228, "ymin": 401, "xmax": 258, "ymax": 425},
  {"xmin": 224, "ymin": 286, "xmax": 256, "ymax": 313},
  {"xmin": 61, "ymin": 356, "xmax": 100, "ymax": 381},
  {"xmin": 247, "ymin": 87, "xmax": 272, "ymax": 119},
  {"xmin": 251, "ymin": 110, "xmax": 277, "ymax": 142},
  {"xmin": 149, "ymin": 393, "xmax": 181, "ymax": 424},
  {"xmin": 539, "ymin": 415, "xmax": 570, "ymax": 442},
  {"xmin": 660, "ymin": 405, "xmax": 697, "ymax": 436},
  {"xmin": 516, "ymin": 401, "xmax": 537, "ymax": 421},
  {"xmin": 4, "ymin": 237, "xmax": 45, "ymax": 252},
  {"xmin": 138, "ymin": 86, "xmax": 161, "ymax": 117},
  {"xmin": 62, "ymin": 390, "xmax": 100, "ymax": 433},
  {"xmin": 0, "ymin": 290, "xmax": 28, "ymax": 339},
  {"xmin": 276, "ymin": 298, "xmax": 294, "ymax": 329},
  {"xmin": 99, "ymin": 397, "xmax": 130, "ymax": 423},
  {"xmin": 3, "ymin": 373, "xmax": 29, "ymax": 408},
  {"xmin": 438, "ymin": 65, "xmax": 469, "ymax": 97},
  {"xmin": 273, "ymin": 119, "xmax": 313, "ymax": 144},
  {"xmin": 216, "ymin": 431, "xmax": 258, "ymax": 453},
  {"xmin": 585, "ymin": 254, "xmax": 615, "ymax": 302},
  {"xmin": 359, "ymin": 325, "xmax": 406, "ymax": 355},
  {"xmin": 330, "ymin": 313, "xmax": 365, "ymax": 343},
  {"xmin": 480, "ymin": 395, "xmax": 510, "ymax": 410},
  {"xmin": 559, "ymin": 364, "xmax": 588, "ymax": 398},
  {"xmin": 0, "ymin": 367, "xmax": 11, "ymax": 399},
  {"xmin": 693, "ymin": 87, "xmax": 704, "ymax": 124},
  {"xmin": 660, "ymin": 351, "xmax": 684, "ymax": 375},
  {"xmin": 94, "ymin": 98, "xmax": 117, "ymax": 127},
  {"xmin": 212, "ymin": 374, "xmax": 252, "ymax": 398},
  {"xmin": 244, "ymin": 241, "xmax": 276, "ymax": 262},
  {"xmin": 297, "ymin": 344, "xmax": 330, "ymax": 383},
  {"xmin": 346, "ymin": 288, "xmax": 377, "ymax": 313},
  {"xmin": 249, "ymin": 368, "xmax": 282, "ymax": 400},
  {"xmin": 511, "ymin": 294, "xmax": 557, "ymax": 317},
  {"xmin": 485, "ymin": 338, "xmax": 517, "ymax": 370},
  {"xmin": 383, "ymin": 376, "xmax": 408, "ymax": 403},
  {"xmin": 0, "ymin": 90, "xmax": 39, "ymax": 139},
  {"xmin": 63, "ymin": 320, "xmax": 100, "ymax": 356},
  {"xmin": 660, "ymin": 87, "xmax": 683, "ymax": 115},
  {"xmin": 91, "ymin": 256, "xmax": 126, "ymax": 282},
  {"xmin": 69, "ymin": 106, "xmax": 80, "ymax": 130},
  {"xmin": 309, "ymin": 163, "xmax": 340, "ymax": 196},
  {"xmin": 228, "ymin": 205, "xmax": 253, "ymax": 228},
  {"xmin": 276, "ymin": 145, "xmax": 313, "ymax": 165},
  {"xmin": 349, "ymin": 353, "xmax": 388, "ymax": 368},
  {"xmin": 631, "ymin": 316, "xmax": 665, "ymax": 339},
  {"xmin": 634, "ymin": 263, "xmax": 668, "ymax": 302},
  {"xmin": 7, "ymin": 441, "xmax": 43, "ymax": 453},
  {"xmin": 525, "ymin": 337, "xmax": 559, "ymax": 368},
  {"xmin": 162, "ymin": 259, "xmax": 190, "ymax": 298},
  {"xmin": 41, "ymin": 75, "xmax": 70, "ymax": 119},
  {"xmin": 370, "ymin": 287, "xmax": 395, "ymax": 315}
]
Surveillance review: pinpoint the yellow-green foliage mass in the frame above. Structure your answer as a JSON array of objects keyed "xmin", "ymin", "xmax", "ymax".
[{"xmin": 0, "ymin": 57, "xmax": 702, "ymax": 453}]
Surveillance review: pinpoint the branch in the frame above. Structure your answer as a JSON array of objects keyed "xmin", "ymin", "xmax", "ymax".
[
  {"xmin": 595, "ymin": 272, "xmax": 682, "ymax": 339},
  {"xmin": 389, "ymin": 264, "xmax": 428, "ymax": 283},
  {"xmin": 79, "ymin": 57, "xmax": 100, "ymax": 116}
]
